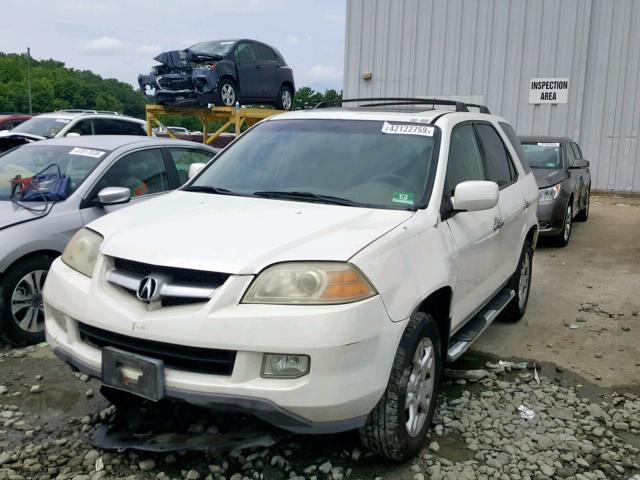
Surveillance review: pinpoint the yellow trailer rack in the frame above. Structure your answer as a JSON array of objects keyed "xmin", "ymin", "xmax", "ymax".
[{"xmin": 145, "ymin": 104, "xmax": 283, "ymax": 145}]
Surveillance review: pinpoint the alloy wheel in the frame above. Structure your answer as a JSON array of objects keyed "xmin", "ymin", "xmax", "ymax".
[
  {"xmin": 518, "ymin": 252, "xmax": 531, "ymax": 310},
  {"xmin": 405, "ymin": 337, "xmax": 435, "ymax": 437},
  {"xmin": 564, "ymin": 205, "xmax": 572, "ymax": 242},
  {"xmin": 11, "ymin": 270, "xmax": 47, "ymax": 333},
  {"xmin": 221, "ymin": 84, "xmax": 236, "ymax": 106},
  {"xmin": 281, "ymin": 90, "xmax": 292, "ymax": 110}
]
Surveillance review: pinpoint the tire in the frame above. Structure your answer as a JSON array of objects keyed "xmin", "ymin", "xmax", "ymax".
[
  {"xmin": 214, "ymin": 78, "xmax": 238, "ymax": 107},
  {"xmin": 552, "ymin": 201, "xmax": 573, "ymax": 247},
  {"xmin": 575, "ymin": 188, "xmax": 590, "ymax": 222},
  {"xmin": 501, "ymin": 240, "xmax": 533, "ymax": 322},
  {"xmin": 275, "ymin": 85, "xmax": 294, "ymax": 110},
  {"xmin": 359, "ymin": 312, "xmax": 442, "ymax": 461},
  {"xmin": 0, "ymin": 254, "xmax": 54, "ymax": 346}
]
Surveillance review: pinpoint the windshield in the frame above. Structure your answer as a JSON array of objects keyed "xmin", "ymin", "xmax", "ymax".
[
  {"xmin": 190, "ymin": 119, "xmax": 439, "ymax": 210},
  {"xmin": 188, "ymin": 40, "xmax": 236, "ymax": 57},
  {"xmin": 11, "ymin": 117, "xmax": 71, "ymax": 138},
  {"xmin": 0, "ymin": 145, "xmax": 105, "ymax": 200},
  {"xmin": 521, "ymin": 142, "xmax": 563, "ymax": 169}
]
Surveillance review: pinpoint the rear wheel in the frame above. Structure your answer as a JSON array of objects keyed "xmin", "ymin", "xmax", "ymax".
[
  {"xmin": 0, "ymin": 255, "xmax": 54, "ymax": 345},
  {"xmin": 359, "ymin": 312, "xmax": 441, "ymax": 461},
  {"xmin": 501, "ymin": 240, "xmax": 533, "ymax": 322},
  {"xmin": 575, "ymin": 188, "xmax": 590, "ymax": 222},
  {"xmin": 215, "ymin": 79, "xmax": 238, "ymax": 107},
  {"xmin": 275, "ymin": 85, "xmax": 294, "ymax": 110}
]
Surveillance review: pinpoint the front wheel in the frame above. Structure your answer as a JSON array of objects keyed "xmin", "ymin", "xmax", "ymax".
[
  {"xmin": 501, "ymin": 240, "xmax": 533, "ymax": 322},
  {"xmin": 575, "ymin": 188, "xmax": 590, "ymax": 222},
  {"xmin": 359, "ymin": 312, "xmax": 441, "ymax": 461},
  {"xmin": 275, "ymin": 85, "xmax": 294, "ymax": 110},
  {"xmin": 0, "ymin": 255, "xmax": 53, "ymax": 345},
  {"xmin": 552, "ymin": 202, "xmax": 573, "ymax": 247},
  {"xmin": 215, "ymin": 79, "xmax": 238, "ymax": 107}
]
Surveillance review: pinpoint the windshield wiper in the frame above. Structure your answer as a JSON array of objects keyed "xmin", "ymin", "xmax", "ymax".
[
  {"xmin": 182, "ymin": 185, "xmax": 238, "ymax": 195},
  {"xmin": 252, "ymin": 190, "xmax": 367, "ymax": 207}
]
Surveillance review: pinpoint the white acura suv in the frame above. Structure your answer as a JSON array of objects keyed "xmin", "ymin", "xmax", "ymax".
[{"xmin": 44, "ymin": 99, "xmax": 538, "ymax": 460}]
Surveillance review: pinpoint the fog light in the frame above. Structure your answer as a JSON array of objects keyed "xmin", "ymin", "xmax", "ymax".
[{"xmin": 262, "ymin": 354, "xmax": 310, "ymax": 378}]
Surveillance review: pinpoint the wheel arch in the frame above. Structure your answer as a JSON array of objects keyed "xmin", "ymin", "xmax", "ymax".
[
  {"xmin": 413, "ymin": 286, "xmax": 453, "ymax": 364},
  {"xmin": 0, "ymin": 250, "xmax": 61, "ymax": 276}
]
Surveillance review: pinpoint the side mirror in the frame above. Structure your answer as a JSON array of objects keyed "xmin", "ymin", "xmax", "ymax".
[
  {"xmin": 187, "ymin": 163, "xmax": 206, "ymax": 180},
  {"xmin": 66, "ymin": 132, "xmax": 81, "ymax": 137},
  {"xmin": 570, "ymin": 158, "xmax": 589, "ymax": 168},
  {"xmin": 97, "ymin": 186, "xmax": 131, "ymax": 206},
  {"xmin": 453, "ymin": 181, "xmax": 499, "ymax": 212}
]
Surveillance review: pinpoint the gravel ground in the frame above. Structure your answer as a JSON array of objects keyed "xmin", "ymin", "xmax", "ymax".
[{"xmin": 1, "ymin": 346, "xmax": 638, "ymax": 480}]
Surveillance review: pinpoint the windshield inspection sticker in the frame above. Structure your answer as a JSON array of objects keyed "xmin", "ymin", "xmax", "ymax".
[
  {"xmin": 69, "ymin": 147, "xmax": 106, "ymax": 158},
  {"xmin": 393, "ymin": 192, "xmax": 415, "ymax": 205},
  {"xmin": 538, "ymin": 142, "xmax": 560, "ymax": 147},
  {"xmin": 382, "ymin": 121, "xmax": 434, "ymax": 137}
]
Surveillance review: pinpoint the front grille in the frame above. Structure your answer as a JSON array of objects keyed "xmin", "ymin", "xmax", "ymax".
[
  {"xmin": 79, "ymin": 322, "xmax": 236, "ymax": 376},
  {"xmin": 157, "ymin": 76, "xmax": 192, "ymax": 91},
  {"xmin": 112, "ymin": 258, "xmax": 228, "ymax": 307}
]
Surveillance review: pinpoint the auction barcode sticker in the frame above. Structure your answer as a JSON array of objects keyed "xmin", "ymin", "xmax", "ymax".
[
  {"xmin": 381, "ymin": 121, "xmax": 434, "ymax": 137},
  {"xmin": 69, "ymin": 147, "xmax": 106, "ymax": 158}
]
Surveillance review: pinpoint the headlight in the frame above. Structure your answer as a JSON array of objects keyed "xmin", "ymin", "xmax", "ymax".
[
  {"xmin": 62, "ymin": 228, "xmax": 103, "ymax": 278},
  {"xmin": 538, "ymin": 184, "xmax": 561, "ymax": 202},
  {"xmin": 242, "ymin": 262, "xmax": 377, "ymax": 305}
]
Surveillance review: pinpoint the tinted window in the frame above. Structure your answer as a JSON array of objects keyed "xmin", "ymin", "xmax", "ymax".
[
  {"xmin": 192, "ymin": 119, "xmax": 439, "ymax": 210},
  {"xmin": 564, "ymin": 142, "xmax": 576, "ymax": 166},
  {"xmin": 255, "ymin": 44, "xmax": 277, "ymax": 61},
  {"xmin": 475, "ymin": 124, "xmax": 515, "ymax": 187},
  {"xmin": 118, "ymin": 121, "xmax": 147, "ymax": 136},
  {"xmin": 97, "ymin": 149, "xmax": 168, "ymax": 197},
  {"xmin": 68, "ymin": 120, "xmax": 93, "ymax": 136},
  {"xmin": 499, "ymin": 122, "xmax": 530, "ymax": 174},
  {"xmin": 93, "ymin": 119, "xmax": 125, "ymax": 135},
  {"xmin": 445, "ymin": 124, "xmax": 485, "ymax": 196},
  {"xmin": 235, "ymin": 43, "xmax": 256, "ymax": 61},
  {"xmin": 168, "ymin": 148, "xmax": 216, "ymax": 184}
]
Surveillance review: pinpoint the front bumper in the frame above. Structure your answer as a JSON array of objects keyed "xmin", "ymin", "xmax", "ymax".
[
  {"xmin": 536, "ymin": 195, "xmax": 569, "ymax": 236},
  {"xmin": 44, "ymin": 257, "xmax": 406, "ymax": 433},
  {"xmin": 138, "ymin": 69, "xmax": 218, "ymax": 106}
]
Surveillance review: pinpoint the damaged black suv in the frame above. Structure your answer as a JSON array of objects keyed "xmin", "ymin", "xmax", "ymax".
[{"xmin": 138, "ymin": 39, "xmax": 295, "ymax": 110}]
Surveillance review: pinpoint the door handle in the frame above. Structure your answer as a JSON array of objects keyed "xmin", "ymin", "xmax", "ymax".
[{"xmin": 493, "ymin": 218, "xmax": 504, "ymax": 231}]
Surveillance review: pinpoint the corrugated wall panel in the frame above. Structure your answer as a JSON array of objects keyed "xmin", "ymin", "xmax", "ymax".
[{"xmin": 343, "ymin": 0, "xmax": 640, "ymax": 192}]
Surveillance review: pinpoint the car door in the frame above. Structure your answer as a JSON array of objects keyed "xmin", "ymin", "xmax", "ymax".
[
  {"xmin": 166, "ymin": 147, "xmax": 217, "ymax": 185},
  {"xmin": 444, "ymin": 123, "xmax": 503, "ymax": 330},
  {"xmin": 474, "ymin": 122, "xmax": 523, "ymax": 284},
  {"xmin": 80, "ymin": 148, "xmax": 170, "ymax": 225},
  {"xmin": 233, "ymin": 42, "xmax": 262, "ymax": 99},
  {"xmin": 254, "ymin": 43, "xmax": 279, "ymax": 98}
]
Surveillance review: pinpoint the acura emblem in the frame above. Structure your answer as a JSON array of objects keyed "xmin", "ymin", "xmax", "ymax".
[{"xmin": 137, "ymin": 276, "xmax": 159, "ymax": 302}]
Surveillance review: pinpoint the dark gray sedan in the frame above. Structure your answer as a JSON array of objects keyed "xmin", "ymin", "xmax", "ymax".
[{"xmin": 519, "ymin": 136, "xmax": 591, "ymax": 246}]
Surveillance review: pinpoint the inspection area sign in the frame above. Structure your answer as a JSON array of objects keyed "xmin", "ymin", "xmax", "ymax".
[{"xmin": 529, "ymin": 78, "xmax": 569, "ymax": 104}]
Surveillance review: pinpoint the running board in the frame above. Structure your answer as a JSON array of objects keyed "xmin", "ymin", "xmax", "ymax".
[{"xmin": 447, "ymin": 288, "xmax": 516, "ymax": 363}]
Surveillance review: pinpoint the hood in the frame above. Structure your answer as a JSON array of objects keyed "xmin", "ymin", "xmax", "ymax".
[
  {"xmin": 153, "ymin": 50, "xmax": 191, "ymax": 68},
  {"xmin": 532, "ymin": 168, "xmax": 566, "ymax": 189},
  {"xmin": 92, "ymin": 191, "xmax": 413, "ymax": 275},
  {"xmin": 0, "ymin": 200, "xmax": 52, "ymax": 230},
  {"xmin": 0, "ymin": 133, "xmax": 41, "ymax": 153},
  {"xmin": 0, "ymin": 131, "xmax": 45, "ymax": 141}
]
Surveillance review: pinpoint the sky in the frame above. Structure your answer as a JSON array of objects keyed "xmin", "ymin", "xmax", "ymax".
[{"xmin": 0, "ymin": 0, "xmax": 346, "ymax": 91}]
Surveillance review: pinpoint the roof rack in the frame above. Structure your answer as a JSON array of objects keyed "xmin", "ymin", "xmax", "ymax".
[
  {"xmin": 314, "ymin": 97, "xmax": 491, "ymax": 114},
  {"xmin": 96, "ymin": 111, "xmax": 120, "ymax": 115},
  {"xmin": 56, "ymin": 109, "xmax": 98, "ymax": 114}
]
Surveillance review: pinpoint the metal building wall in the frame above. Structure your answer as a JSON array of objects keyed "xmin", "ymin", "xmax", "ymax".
[{"xmin": 343, "ymin": 0, "xmax": 640, "ymax": 192}]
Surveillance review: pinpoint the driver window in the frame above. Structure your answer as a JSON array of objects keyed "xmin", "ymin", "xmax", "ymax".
[
  {"xmin": 96, "ymin": 148, "xmax": 168, "ymax": 198},
  {"xmin": 235, "ymin": 43, "xmax": 256, "ymax": 61},
  {"xmin": 445, "ymin": 124, "xmax": 486, "ymax": 197},
  {"xmin": 68, "ymin": 120, "xmax": 93, "ymax": 136}
]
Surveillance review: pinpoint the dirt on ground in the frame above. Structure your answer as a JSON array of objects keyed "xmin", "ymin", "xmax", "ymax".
[{"xmin": 0, "ymin": 195, "xmax": 638, "ymax": 480}]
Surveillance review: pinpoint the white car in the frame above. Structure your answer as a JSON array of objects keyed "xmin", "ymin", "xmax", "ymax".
[
  {"xmin": 0, "ymin": 110, "xmax": 147, "ymax": 152},
  {"xmin": 44, "ymin": 99, "xmax": 538, "ymax": 460}
]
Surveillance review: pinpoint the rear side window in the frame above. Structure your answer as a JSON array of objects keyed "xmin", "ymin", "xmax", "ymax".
[
  {"xmin": 119, "ymin": 121, "xmax": 147, "ymax": 136},
  {"xmin": 168, "ymin": 148, "xmax": 215, "ymax": 184},
  {"xmin": 475, "ymin": 124, "xmax": 516, "ymax": 187},
  {"xmin": 93, "ymin": 119, "xmax": 124, "ymax": 135},
  {"xmin": 255, "ymin": 44, "xmax": 278, "ymax": 61},
  {"xmin": 445, "ymin": 124, "xmax": 486, "ymax": 196},
  {"xmin": 499, "ymin": 121, "xmax": 530, "ymax": 174}
]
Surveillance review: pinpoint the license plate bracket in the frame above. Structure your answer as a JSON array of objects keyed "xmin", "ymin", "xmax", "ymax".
[{"xmin": 102, "ymin": 347, "xmax": 165, "ymax": 401}]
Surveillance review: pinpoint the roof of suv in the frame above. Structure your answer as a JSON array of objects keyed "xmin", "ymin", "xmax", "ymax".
[
  {"xmin": 19, "ymin": 135, "xmax": 207, "ymax": 150},
  {"xmin": 35, "ymin": 111, "xmax": 145, "ymax": 124},
  {"xmin": 272, "ymin": 108, "xmax": 445, "ymax": 123},
  {"xmin": 519, "ymin": 135, "xmax": 571, "ymax": 144}
]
